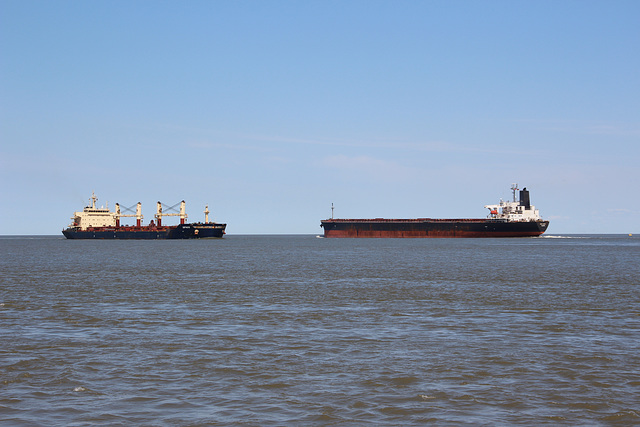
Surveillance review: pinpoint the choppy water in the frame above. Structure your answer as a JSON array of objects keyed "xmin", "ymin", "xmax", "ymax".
[{"xmin": 1, "ymin": 234, "xmax": 639, "ymax": 425}]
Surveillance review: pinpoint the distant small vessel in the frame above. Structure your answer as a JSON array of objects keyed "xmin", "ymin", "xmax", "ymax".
[
  {"xmin": 320, "ymin": 184, "xmax": 549, "ymax": 238},
  {"xmin": 62, "ymin": 193, "xmax": 226, "ymax": 239}
]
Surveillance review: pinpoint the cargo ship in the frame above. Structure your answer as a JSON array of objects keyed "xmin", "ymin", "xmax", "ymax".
[
  {"xmin": 62, "ymin": 193, "xmax": 226, "ymax": 239},
  {"xmin": 320, "ymin": 184, "xmax": 549, "ymax": 238}
]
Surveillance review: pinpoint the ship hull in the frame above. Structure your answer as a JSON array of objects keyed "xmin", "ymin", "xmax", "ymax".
[
  {"xmin": 62, "ymin": 223, "xmax": 226, "ymax": 239},
  {"xmin": 320, "ymin": 219, "xmax": 549, "ymax": 238}
]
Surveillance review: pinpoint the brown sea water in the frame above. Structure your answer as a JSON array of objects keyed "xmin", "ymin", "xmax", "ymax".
[{"xmin": 1, "ymin": 234, "xmax": 639, "ymax": 425}]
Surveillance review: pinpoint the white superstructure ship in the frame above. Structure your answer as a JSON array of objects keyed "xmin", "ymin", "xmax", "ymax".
[{"xmin": 63, "ymin": 193, "xmax": 226, "ymax": 239}]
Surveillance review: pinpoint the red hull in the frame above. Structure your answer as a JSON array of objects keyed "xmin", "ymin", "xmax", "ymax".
[
  {"xmin": 320, "ymin": 218, "xmax": 549, "ymax": 238},
  {"xmin": 323, "ymin": 230, "xmax": 546, "ymax": 238}
]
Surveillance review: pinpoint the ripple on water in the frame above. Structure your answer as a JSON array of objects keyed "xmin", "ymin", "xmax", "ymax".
[{"xmin": 2, "ymin": 235, "xmax": 639, "ymax": 425}]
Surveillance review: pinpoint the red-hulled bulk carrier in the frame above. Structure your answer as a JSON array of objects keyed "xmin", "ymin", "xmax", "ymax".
[
  {"xmin": 320, "ymin": 184, "xmax": 549, "ymax": 238},
  {"xmin": 62, "ymin": 193, "xmax": 226, "ymax": 239}
]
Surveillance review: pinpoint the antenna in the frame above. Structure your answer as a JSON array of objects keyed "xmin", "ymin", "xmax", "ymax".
[{"xmin": 511, "ymin": 183, "xmax": 519, "ymax": 202}]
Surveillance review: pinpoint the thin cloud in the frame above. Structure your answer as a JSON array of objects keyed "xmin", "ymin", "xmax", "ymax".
[
  {"xmin": 145, "ymin": 122, "xmax": 544, "ymax": 157},
  {"xmin": 186, "ymin": 131, "xmax": 536, "ymax": 157},
  {"xmin": 319, "ymin": 154, "xmax": 425, "ymax": 182},
  {"xmin": 322, "ymin": 154, "xmax": 395, "ymax": 170},
  {"xmin": 514, "ymin": 119, "xmax": 640, "ymax": 137},
  {"xmin": 185, "ymin": 140, "xmax": 275, "ymax": 153}
]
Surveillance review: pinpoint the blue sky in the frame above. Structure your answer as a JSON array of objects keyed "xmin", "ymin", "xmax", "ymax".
[{"xmin": 1, "ymin": 1, "xmax": 639, "ymax": 234}]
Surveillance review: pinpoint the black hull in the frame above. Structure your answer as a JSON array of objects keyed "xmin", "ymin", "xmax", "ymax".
[
  {"xmin": 321, "ymin": 218, "xmax": 549, "ymax": 238},
  {"xmin": 62, "ymin": 223, "xmax": 226, "ymax": 239}
]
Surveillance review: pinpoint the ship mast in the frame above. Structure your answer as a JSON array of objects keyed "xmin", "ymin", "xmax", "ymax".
[
  {"xmin": 156, "ymin": 201, "xmax": 163, "ymax": 226},
  {"xmin": 136, "ymin": 202, "xmax": 143, "ymax": 227},
  {"xmin": 511, "ymin": 183, "xmax": 519, "ymax": 202},
  {"xmin": 204, "ymin": 205, "xmax": 210, "ymax": 223},
  {"xmin": 331, "ymin": 203, "xmax": 334, "ymax": 219},
  {"xmin": 90, "ymin": 191, "xmax": 98, "ymax": 209}
]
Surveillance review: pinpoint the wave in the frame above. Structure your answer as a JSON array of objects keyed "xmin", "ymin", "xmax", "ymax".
[{"xmin": 541, "ymin": 235, "xmax": 588, "ymax": 239}]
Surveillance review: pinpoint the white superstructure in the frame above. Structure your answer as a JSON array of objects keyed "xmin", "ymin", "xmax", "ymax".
[
  {"xmin": 69, "ymin": 192, "xmax": 117, "ymax": 230},
  {"xmin": 484, "ymin": 184, "xmax": 543, "ymax": 222}
]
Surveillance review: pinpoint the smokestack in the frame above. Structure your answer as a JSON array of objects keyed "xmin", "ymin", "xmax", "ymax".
[{"xmin": 519, "ymin": 188, "xmax": 531, "ymax": 210}]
